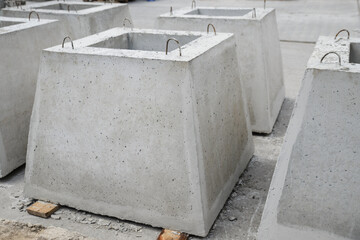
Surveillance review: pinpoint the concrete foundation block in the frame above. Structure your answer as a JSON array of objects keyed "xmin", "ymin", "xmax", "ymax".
[
  {"xmin": 0, "ymin": 17, "xmax": 60, "ymax": 178},
  {"xmin": 258, "ymin": 36, "xmax": 360, "ymax": 240},
  {"xmin": 157, "ymin": 7, "xmax": 285, "ymax": 133},
  {"xmin": 1, "ymin": 1, "xmax": 131, "ymax": 41},
  {"xmin": 25, "ymin": 28, "xmax": 254, "ymax": 236}
]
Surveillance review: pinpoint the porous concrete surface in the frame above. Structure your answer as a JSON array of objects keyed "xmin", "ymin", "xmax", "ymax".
[
  {"xmin": 157, "ymin": 7, "xmax": 285, "ymax": 133},
  {"xmin": 1, "ymin": 1, "xmax": 132, "ymax": 42},
  {"xmin": 0, "ymin": 17, "xmax": 60, "ymax": 178},
  {"xmin": 0, "ymin": 0, "xmax": 353, "ymax": 239},
  {"xmin": 25, "ymin": 28, "xmax": 253, "ymax": 236},
  {"xmin": 258, "ymin": 37, "xmax": 360, "ymax": 240}
]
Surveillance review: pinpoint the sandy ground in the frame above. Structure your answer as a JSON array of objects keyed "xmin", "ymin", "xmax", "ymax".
[
  {"xmin": 0, "ymin": 219, "xmax": 95, "ymax": 240},
  {"xmin": 0, "ymin": 0, "xmax": 358, "ymax": 239}
]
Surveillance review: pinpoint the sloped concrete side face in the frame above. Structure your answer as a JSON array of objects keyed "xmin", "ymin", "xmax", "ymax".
[
  {"xmin": 157, "ymin": 9, "xmax": 284, "ymax": 133},
  {"xmin": 0, "ymin": 20, "xmax": 60, "ymax": 178},
  {"xmin": 258, "ymin": 67, "xmax": 360, "ymax": 240},
  {"xmin": 260, "ymin": 10, "xmax": 285, "ymax": 132},
  {"xmin": 2, "ymin": 4, "xmax": 131, "ymax": 41},
  {"xmin": 189, "ymin": 37, "xmax": 254, "ymax": 233},
  {"xmin": 25, "ymin": 52, "xmax": 205, "ymax": 235},
  {"xmin": 277, "ymin": 69, "xmax": 360, "ymax": 239}
]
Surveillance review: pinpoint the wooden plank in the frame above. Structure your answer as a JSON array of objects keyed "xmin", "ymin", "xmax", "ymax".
[
  {"xmin": 26, "ymin": 201, "xmax": 60, "ymax": 218},
  {"xmin": 157, "ymin": 229, "xmax": 189, "ymax": 240}
]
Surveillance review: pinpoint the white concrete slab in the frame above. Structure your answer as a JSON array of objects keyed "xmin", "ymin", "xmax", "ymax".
[
  {"xmin": 24, "ymin": 28, "xmax": 254, "ymax": 237},
  {"xmin": 157, "ymin": 7, "xmax": 285, "ymax": 133},
  {"xmin": 1, "ymin": 1, "xmax": 131, "ymax": 41},
  {"xmin": 0, "ymin": 16, "xmax": 60, "ymax": 178},
  {"xmin": 258, "ymin": 36, "xmax": 360, "ymax": 240}
]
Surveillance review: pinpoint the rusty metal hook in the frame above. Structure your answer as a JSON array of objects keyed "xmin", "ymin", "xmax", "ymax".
[
  {"xmin": 123, "ymin": 18, "xmax": 133, "ymax": 30},
  {"xmin": 320, "ymin": 52, "xmax": 341, "ymax": 65},
  {"xmin": 67, "ymin": 5, "xmax": 78, "ymax": 12},
  {"xmin": 28, "ymin": 11, "xmax": 40, "ymax": 22},
  {"xmin": 62, "ymin": 36, "xmax": 74, "ymax": 49},
  {"xmin": 252, "ymin": 8, "xmax": 256, "ymax": 18},
  {"xmin": 264, "ymin": 0, "xmax": 266, "ymax": 9},
  {"xmin": 191, "ymin": 0, "xmax": 196, "ymax": 9},
  {"xmin": 207, "ymin": 23, "xmax": 216, "ymax": 35},
  {"xmin": 334, "ymin": 29, "xmax": 350, "ymax": 40},
  {"xmin": 166, "ymin": 38, "xmax": 182, "ymax": 57},
  {"xmin": 170, "ymin": 6, "xmax": 173, "ymax": 16}
]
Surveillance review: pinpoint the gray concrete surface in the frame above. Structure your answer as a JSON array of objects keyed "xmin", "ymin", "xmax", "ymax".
[
  {"xmin": 25, "ymin": 28, "xmax": 254, "ymax": 237},
  {"xmin": 1, "ymin": 1, "xmax": 131, "ymax": 42},
  {"xmin": 258, "ymin": 37, "xmax": 360, "ymax": 240},
  {"xmin": 0, "ymin": 17, "xmax": 60, "ymax": 178},
  {"xmin": 0, "ymin": 0, "xmax": 350, "ymax": 239},
  {"xmin": 157, "ymin": 7, "xmax": 284, "ymax": 134}
]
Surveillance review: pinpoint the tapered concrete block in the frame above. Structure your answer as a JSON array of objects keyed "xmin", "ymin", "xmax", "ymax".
[
  {"xmin": 157, "ymin": 7, "xmax": 285, "ymax": 133},
  {"xmin": 25, "ymin": 28, "xmax": 254, "ymax": 236},
  {"xmin": 2, "ymin": 1, "xmax": 131, "ymax": 41},
  {"xmin": 258, "ymin": 36, "xmax": 360, "ymax": 240},
  {"xmin": 0, "ymin": 17, "xmax": 60, "ymax": 178}
]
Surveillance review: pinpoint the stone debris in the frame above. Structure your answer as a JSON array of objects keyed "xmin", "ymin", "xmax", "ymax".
[{"xmin": 51, "ymin": 215, "xmax": 61, "ymax": 220}]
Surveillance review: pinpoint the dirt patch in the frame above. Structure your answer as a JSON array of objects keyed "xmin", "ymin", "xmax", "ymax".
[{"xmin": 0, "ymin": 219, "xmax": 95, "ymax": 240}]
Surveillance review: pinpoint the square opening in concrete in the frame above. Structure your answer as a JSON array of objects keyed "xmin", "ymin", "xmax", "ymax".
[
  {"xmin": 157, "ymin": 7, "xmax": 285, "ymax": 134},
  {"xmin": 35, "ymin": 3, "xmax": 95, "ymax": 11},
  {"xmin": 1, "ymin": 1, "xmax": 132, "ymax": 40},
  {"xmin": 90, "ymin": 32, "xmax": 200, "ymax": 52},
  {"xmin": 185, "ymin": 8, "xmax": 251, "ymax": 17},
  {"xmin": 25, "ymin": 28, "xmax": 254, "ymax": 237},
  {"xmin": 349, "ymin": 42, "xmax": 360, "ymax": 64},
  {"xmin": 0, "ymin": 20, "xmax": 23, "ymax": 28}
]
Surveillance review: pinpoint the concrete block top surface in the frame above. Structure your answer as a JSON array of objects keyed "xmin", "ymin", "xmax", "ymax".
[
  {"xmin": 307, "ymin": 36, "xmax": 360, "ymax": 73},
  {"xmin": 47, "ymin": 28, "xmax": 234, "ymax": 61},
  {"xmin": 0, "ymin": 16, "xmax": 57, "ymax": 34},
  {"xmin": 2, "ymin": 1, "xmax": 126, "ymax": 16},
  {"xmin": 159, "ymin": 7, "xmax": 273, "ymax": 21}
]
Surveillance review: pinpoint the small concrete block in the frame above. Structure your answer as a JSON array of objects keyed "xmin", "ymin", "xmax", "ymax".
[
  {"xmin": 0, "ymin": 17, "xmax": 61, "ymax": 178},
  {"xmin": 1, "ymin": 1, "xmax": 132, "ymax": 41},
  {"xmin": 25, "ymin": 28, "xmax": 254, "ymax": 237},
  {"xmin": 157, "ymin": 229, "xmax": 189, "ymax": 240},
  {"xmin": 157, "ymin": 7, "xmax": 285, "ymax": 133},
  {"xmin": 27, "ymin": 201, "xmax": 60, "ymax": 218},
  {"xmin": 258, "ymin": 37, "xmax": 360, "ymax": 240}
]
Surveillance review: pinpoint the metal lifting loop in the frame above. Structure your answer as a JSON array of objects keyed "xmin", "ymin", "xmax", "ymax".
[
  {"xmin": 166, "ymin": 38, "xmax": 182, "ymax": 57},
  {"xmin": 207, "ymin": 23, "xmax": 216, "ymax": 35},
  {"xmin": 252, "ymin": 8, "xmax": 256, "ymax": 18},
  {"xmin": 123, "ymin": 18, "xmax": 133, "ymax": 30},
  {"xmin": 62, "ymin": 36, "xmax": 74, "ymax": 49},
  {"xmin": 320, "ymin": 52, "xmax": 341, "ymax": 66},
  {"xmin": 334, "ymin": 29, "xmax": 350, "ymax": 40},
  {"xmin": 28, "ymin": 11, "xmax": 40, "ymax": 22},
  {"xmin": 191, "ymin": 0, "xmax": 196, "ymax": 9}
]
